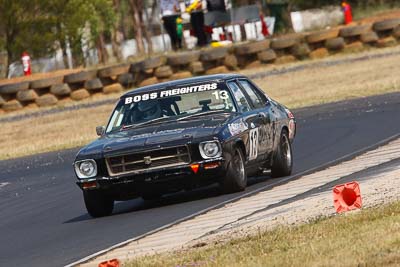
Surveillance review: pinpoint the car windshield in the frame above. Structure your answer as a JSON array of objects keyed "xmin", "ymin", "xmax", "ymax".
[{"xmin": 105, "ymin": 81, "xmax": 236, "ymax": 133}]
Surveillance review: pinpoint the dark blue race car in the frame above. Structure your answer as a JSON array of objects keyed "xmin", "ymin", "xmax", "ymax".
[{"xmin": 73, "ymin": 74, "xmax": 296, "ymax": 217}]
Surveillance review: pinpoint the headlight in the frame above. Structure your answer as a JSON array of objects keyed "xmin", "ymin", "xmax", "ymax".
[
  {"xmin": 74, "ymin": 159, "xmax": 97, "ymax": 179},
  {"xmin": 199, "ymin": 141, "xmax": 222, "ymax": 159}
]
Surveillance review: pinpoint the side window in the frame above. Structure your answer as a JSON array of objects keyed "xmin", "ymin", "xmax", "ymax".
[
  {"xmin": 227, "ymin": 81, "xmax": 251, "ymax": 113},
  {"xmin": 239, "ymin": 80, "xmax": 267, "ymax": 109}
]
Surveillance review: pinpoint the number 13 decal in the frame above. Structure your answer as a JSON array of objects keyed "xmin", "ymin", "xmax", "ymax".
[
  {"xmin": 249, "ymin": 128, "xmax": 259, "ymax": 160},
  {"xmin": 212, "ymin": 91, "xmax": 229, "ymax": 100}
]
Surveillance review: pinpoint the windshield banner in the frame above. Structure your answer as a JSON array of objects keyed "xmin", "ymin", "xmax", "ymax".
[{"xmin": 124, "ymin": 83, "xmax": 218, "ymax": 104}]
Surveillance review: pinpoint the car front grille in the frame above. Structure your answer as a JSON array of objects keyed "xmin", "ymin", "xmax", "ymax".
[{"xmin": 106, "ymin": 146, "xmax": 190, "ymax": 176}]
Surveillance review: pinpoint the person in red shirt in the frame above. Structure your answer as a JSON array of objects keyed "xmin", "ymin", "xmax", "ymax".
[{"xmin": 342, "ymin": 1, "xmax": 353, "ymax": 25}]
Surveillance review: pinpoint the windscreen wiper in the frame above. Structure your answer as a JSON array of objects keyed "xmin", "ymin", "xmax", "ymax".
[
  {"xmin": 121, "ymin": 116, "xmax": 173, "ymax": 130},
  {"xmin": 177, "ymin": 110, "xmax": 231, "ymax": 121}
]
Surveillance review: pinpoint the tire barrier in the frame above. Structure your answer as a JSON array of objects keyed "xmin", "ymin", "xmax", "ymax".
[
  {"xmin": 360, "ymin": 32, "xmax": 379, "ymax": 44},
  {"xmin": 1, "ymin": 18, "xmax": 399, "ymax": 114},
  {"xmin": 50, "ymin": 83, "xmax": 72, "ymax": 96},
  {"xmin": 373, "ymin": 18, "xmax": 400, "ymax": 32},
  {"xmin": 339, "ymin": 25, "xmax": 370, "ymax": 38},
  {"xmin": 36, "ymin": 94, "xmax": 58, "ymax": 107},
  {"xmin": 258, "ymin": 49, "xmax": 277, "ymax": 63},
  {"xmin": 84, "ymin": 78, "xmax": 104, "ymax": 91},
  {"xmin": 333, "ymin": 181, "xmax": 362, "ymax": 213},
  {"xmin": 325, "ymin": 37, "xmax": 345, "ymax": 51},
  {"xmin": 306, "ymin": 29, "xmax": 339, "ymax": 44},
  {"xmin": 189, "ymin": 61, "xmax": 205, "ymax": 75}
]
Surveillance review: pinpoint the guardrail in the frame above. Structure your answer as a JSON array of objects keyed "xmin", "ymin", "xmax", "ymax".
[{"xmin": 0, "ymin": 18, "xmax": 399, "ymax": 114}]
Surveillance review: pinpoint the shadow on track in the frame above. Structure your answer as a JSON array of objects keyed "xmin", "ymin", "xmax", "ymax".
[{"xmin": 63, "ymin": 175, "xmax": 272, "ymax": 223}]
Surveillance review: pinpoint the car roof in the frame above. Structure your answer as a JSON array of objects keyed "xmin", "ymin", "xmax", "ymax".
[{"xmin": 122, "ymin": 73, "xmax": 247, "ymax": 97}]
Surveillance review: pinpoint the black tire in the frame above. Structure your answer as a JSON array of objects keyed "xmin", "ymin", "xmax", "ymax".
[
  {"xmin": 200, "ymin": 47, "xmax": 229, "ymax": 61},
  {"xmin": 84, "ymin": 78, "xmax": 103, "ymax": 91},
  {"xmin": 306, "ymin": 29, "xmax": 339, "ymax": 44},
  {"xmin": 167, "ymin": 51, "xmax": 200, "ymax": 66},
  {"xmin": 98, "ymin": 64, "xmax": 130, "ymax": 78},
  {"xmin": 35, "ymin": 94, "xmax": 58, "ymax": 107},
  {"xmin": 271, "ymin": 130, "xmax": 293, "ymax": 178},
  {"xmin": 258, "ymin": 49, "xmax": 277, "ymax": 63},
  {"xmin": 360, "ymin": 32, "xmax": 379, "ymax": 43},
  {"xmin": 0, "ymin": 81, "xmax": 30, "ymax": 94},
  {"xmin": 50, "ymin": 83, "xmax": 72, "ymax": 96},
  {"xmin": 339, "ymin": 25, "xmax": 370, "ymax": 38},
  {"xmin": 290, "ymin": 44, "xmax": 311, "ymax": 59},
  {"xmin": 140, "ymin": 56, "xmax": 165, "ymax": 70},
  {"xmin": 2, "ymin": 100, "xmax": 23, "ymax": 111},
  {"xmin": 325, "ymin": 37, "xmax": 345, "ymax": 51},
  {"xmin": 270, "ymin": 37, "xmax": 298, "ymax": 50},
  {"xmin": 373, "ymin": 18, "xmax": 400, "ymax": 32},
  {"xmin": 393, "ymin": 25, "xmax": 400, "ymax": 38},
  {"xmin": 83, "ymin": 190, "xmax": 114, "ymax": 217},
  {"xmin": 117, "ymin": 73, "xmax": 135, "ymax": 87},
  {"xmin": 17, "ymin": 89, "xmax": 38, "ymax": 102},
  {"xmin": 154, "ymin": 66, "xmax": 173, "ymax": 79},
  {"xmin": 189, "ymin": 61, "xmax": 205, "ymax": 74},
  {"xmin": 220, "ymin": 147, "xmax": 247, "ymax": 193},
  {"xmin": 30, "ymin": 76, "xmax": 63, "ymax": 89},
  {"xmin": 129, "ymin": 61, "xmax": 142, "ymax": 73},
  {"xmin": 64, "ymin": 71, "xmax": 96, "ymax": 84}
]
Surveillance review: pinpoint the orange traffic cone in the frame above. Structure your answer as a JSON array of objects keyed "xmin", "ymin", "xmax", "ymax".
[
  {"xmin": 333, "ymin": 181, "xmax": 362, "ymax": 213},
  {"xmin": 98, "ymin": 259, "xmax": 119, "ymax": 267}
]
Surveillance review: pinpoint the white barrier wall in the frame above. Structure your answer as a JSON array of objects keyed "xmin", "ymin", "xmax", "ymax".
[{"xmin": 291, "ymin": 6, "xmax": 344, "ymax": 32}]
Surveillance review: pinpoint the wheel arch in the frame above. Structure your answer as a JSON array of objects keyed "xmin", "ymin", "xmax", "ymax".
[
  {"xmin": 272, "ymin": 125, "xmax": 289, "ymax": 158},
  {"xmin": 234, "ymin": 138, "xmax": 247, "ymax": 160}
]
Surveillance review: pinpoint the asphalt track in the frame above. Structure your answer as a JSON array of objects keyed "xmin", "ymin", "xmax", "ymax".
[{"xmin": 1, "ymin": 92, "xmax": 400, "ymax": 267}]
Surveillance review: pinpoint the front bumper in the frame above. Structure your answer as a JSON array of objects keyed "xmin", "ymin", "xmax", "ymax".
[{"xmin": 76, "ymin": 158, "xmax": 226, "ymax": 197}]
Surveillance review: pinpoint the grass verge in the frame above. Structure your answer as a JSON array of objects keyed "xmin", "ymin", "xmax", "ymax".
[
  {"xmin": 125, "ymin": 201, "xmax": 400, "ymax": 267},
  {"xmin": 1, "ymin": 47, "xmax": 400, "ymax": 160},
  {"xmin": 353, "ymin": 5, "xmax": 400, "ymax": 21}
]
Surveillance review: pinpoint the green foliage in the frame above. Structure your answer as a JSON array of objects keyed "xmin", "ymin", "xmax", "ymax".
[{"xmin": 0, "ymin": 0, "xmax": 115, "ymax": 69}]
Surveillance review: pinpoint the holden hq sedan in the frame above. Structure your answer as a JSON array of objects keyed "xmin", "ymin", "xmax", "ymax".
[{"xmin": 74, "ymin": 74, "xmax": 296, "ymax": 217}]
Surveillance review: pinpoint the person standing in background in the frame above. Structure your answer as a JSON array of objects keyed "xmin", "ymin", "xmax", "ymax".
[
  {"xmin": 342, "ymin": 1, "xmax": 353, "ymax": 25},
  {"xmin": 185, "ymin": 0, "xmax": 207, "ymax": 47},
  {"xmin": 160, "ymin": 0, "xmax": 182, "ymax": 50},
  {"xmin": 206, "ymin": 0, "xmax": 226, "ymax": 12}
]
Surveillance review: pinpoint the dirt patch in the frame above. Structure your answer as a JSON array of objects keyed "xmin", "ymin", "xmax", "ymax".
[{"xmin": 0, "ymin": 69, "xmax": 83, "ymax": 86}]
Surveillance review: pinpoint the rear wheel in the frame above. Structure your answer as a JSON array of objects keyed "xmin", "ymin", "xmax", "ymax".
[
  {"xmin": 83, "ymin": 190, "xmax": 114, "ymax": 218},
  {"xmin": 271, "ymin": 130, "xmax": 293, "ymax": 178},
  {"xmin": 220, "ymin": 147, "xmax": 247, "ymax": 193}
]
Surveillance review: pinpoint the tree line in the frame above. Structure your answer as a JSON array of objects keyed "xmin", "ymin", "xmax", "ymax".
[{"xmin": 0, "ymin": 0, "xmax": 156, "ymax": 77}]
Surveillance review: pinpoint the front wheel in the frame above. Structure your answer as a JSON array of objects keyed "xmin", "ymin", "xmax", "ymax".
[
  {"xmin": 220, "ymin": 147, "xmax": 247, "ymax": 193},
  {"xmin": 271, "ymin": 130, "xmax": 293, "ymax": 178},
  {"xmin": 83, "ymin": 190, "xmax": 114, "ymax": 218}
]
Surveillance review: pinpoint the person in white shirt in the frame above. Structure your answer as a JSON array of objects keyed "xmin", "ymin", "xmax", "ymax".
[{"xmin": 160, "ymin": 0, "xmax": 182, "ymax": 50}]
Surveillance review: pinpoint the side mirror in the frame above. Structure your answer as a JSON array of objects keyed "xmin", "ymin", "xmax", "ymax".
[{"xmin": 96, "ymin": 126, "xmax": 105, "ymax": 136}]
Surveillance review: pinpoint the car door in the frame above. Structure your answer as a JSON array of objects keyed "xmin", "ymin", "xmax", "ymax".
[
  {"xmin": 226, "ymin": 80, "xmax": 263, "ymax": 165},
  {"xmin": 237, "ymin": 79, "xmax": 274, "ymax": 161}
]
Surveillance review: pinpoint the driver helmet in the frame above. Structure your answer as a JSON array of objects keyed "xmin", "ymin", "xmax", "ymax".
[{"xmin": 137, "ymin": 99, "xmax": 162, "ymax": 120}]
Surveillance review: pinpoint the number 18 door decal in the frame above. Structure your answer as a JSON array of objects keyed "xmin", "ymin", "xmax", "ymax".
[{"xmin": 249, "ymin": 128, "xmax": 259, "ymax": 160}]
